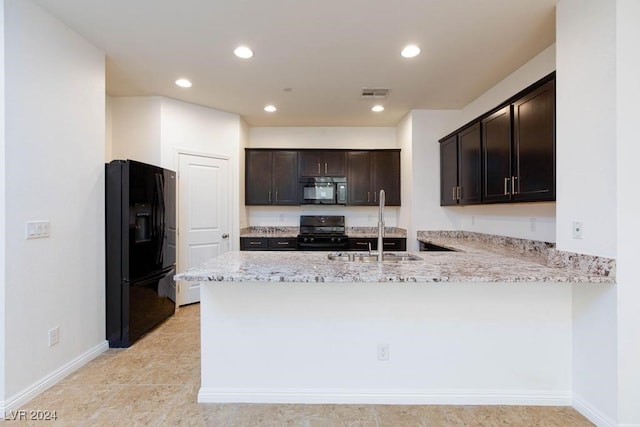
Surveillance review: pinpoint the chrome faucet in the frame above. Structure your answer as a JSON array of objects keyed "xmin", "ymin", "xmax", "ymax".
[{"xmin": 369, "ymin": 189, "xmax": 385, "ymax": 261}]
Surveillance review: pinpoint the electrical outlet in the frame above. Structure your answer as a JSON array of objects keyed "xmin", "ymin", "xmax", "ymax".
[
  {"xmin": 572, "ymin": 221, "xmax": 583, "ymax": 239},
  {"xmin": 377, "ymin": 344, "xmax": 390, "ymax": 361},
  {"xmin": 48, "ymin": 327, "xmax": 60, "ymax": 347}
]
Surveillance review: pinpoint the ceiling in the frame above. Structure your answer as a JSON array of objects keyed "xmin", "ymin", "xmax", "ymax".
[{"xmin": 33, "ymin": 0, "xmax": 557, "ymax": 127}]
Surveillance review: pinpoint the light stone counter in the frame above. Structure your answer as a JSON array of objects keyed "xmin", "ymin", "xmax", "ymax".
[
  {"xmin": 175, "ymin": 244, "xmax": 613, "ymax": 284},
  {"xmin": 179, "ymin": 231, "xmax": 613, "ymax": 407}
]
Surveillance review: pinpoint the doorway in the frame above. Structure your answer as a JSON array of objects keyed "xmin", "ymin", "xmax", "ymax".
[{"xmin": 177, "ymin": 153, "xmax": 231, "ymax": 306}]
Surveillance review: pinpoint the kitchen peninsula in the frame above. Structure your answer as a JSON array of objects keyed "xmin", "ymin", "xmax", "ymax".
[{"xmin": 175, "ymin": 233, "xmax": 613, "ymax": 406}]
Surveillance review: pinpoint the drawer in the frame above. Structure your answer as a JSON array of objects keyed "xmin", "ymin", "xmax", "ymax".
[
  {"xmin": 240, "ymin": 237, "xmax": 269, "ymax": 250},
  {"xmin": 269, "ymin": 238, "xmax": 298, "ymax": 250},
  {"xmin": 348, "ymin": 238, "xmax": 406, "ymax": 251}
]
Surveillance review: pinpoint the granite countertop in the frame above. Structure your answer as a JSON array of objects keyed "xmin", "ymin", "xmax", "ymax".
[{"xmin": 176, "ymin": 232, "xmax": 615, "ymax": 284}]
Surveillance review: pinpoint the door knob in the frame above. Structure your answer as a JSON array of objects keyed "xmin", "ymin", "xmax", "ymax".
[{"xmin": 221, "ymin": 233, "xmax": 229, "ymax": 239}]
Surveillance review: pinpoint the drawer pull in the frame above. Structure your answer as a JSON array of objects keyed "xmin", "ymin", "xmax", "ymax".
[
  {"xmin": 249, "ymin": 241, "xmax": 262, "ymax": 245},
  {"xmin": 276, "ymin": 241, "xmax": 289, "ymax": 245}
]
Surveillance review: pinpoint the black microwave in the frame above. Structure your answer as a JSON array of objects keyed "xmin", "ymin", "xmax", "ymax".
[{"xmin": 299, "ymin": 177, "xmax": 347, "ymax": 205}]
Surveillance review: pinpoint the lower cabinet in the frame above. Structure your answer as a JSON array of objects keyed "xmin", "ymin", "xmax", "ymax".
[
  {"xmin": 240, "ymin": 237, "xmax": 298, "ymax": 251},
  {"xmin": 348, "ymin": 238, "xmax": 406, "ymax": 251}
]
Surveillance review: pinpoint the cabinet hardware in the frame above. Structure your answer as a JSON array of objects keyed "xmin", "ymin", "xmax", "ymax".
[
  {"xmin": 268, "ymin": 191, "xmax": 272, "ymax": 202},
  {"xmin": 383, "ymin": 242, "xmax": 393, "ymax": 246},
  {"xmin": 367, "ymin": 192, "xmax": 371, "ymax": 202},
  {"xmin": 356, "ymin": 242, "xmax": 368, "ymax": 246},
  {"xmin": 276, "ymin": 241, "xmax": 289, "ymax": 245},
  {"xmin": 457, "ymin": 186, "xmax": 461, "ymax": 200},
  {"xmin": 317, "ymin": 163, "xmax": 321, "ymax": 174},
  {"xmin": 374, "ymin": 192, "xmax": 377, "ymax": 203},
  {"xmin": 324, "ymin": 163, "xmax": 328, "ymax": 174},
  {"xmin": 512, "ymin": 176, "xmax": 518, "ymax": 194},
  {"xmin": 504, "ymin": 177, "xmax": 510, "ymax": 195},
  {"xmin": 275, "ymin": 191, "xmax": 278, "ymax": 202},
  {"xmin": 249, "ymin": 241, "xmax": 261, "ymax": 245},
  {"xmin": 452, "ymin": 187, "xmax": 456, "ymax": 201}
]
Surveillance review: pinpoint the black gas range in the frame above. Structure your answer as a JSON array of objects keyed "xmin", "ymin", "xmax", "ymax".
[{"xmin": 297, "ymin": 215, "xmax": 349, "ymax": 251}]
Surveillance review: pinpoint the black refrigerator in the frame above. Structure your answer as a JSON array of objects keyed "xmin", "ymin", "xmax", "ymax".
[{"xmin": 105, "ymin": 159, "xmax": 176, "ymax": 347}]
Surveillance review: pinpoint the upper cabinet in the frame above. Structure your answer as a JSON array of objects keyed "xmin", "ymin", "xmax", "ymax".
[
  {"xmin": 245, "ymin": 149, "xmax": 298, "ymax": 205},
  {"xmin": 511, "ymin": 79, "xmax": 555, "ymax": 202},
  {"xmin": 246, "ymin": 148, "xmax": 401, "ymax": 206},
  {"xmin": 347, "ymin": 150, "xmax": 401, "ymax": 206},
  {"xmin": 482, "ymin": 106, "xmax": 512, "ymax": 203},
  {"xmin": 440, "ymin": 123, "xmax": 482, "ymax": 206},
  {"xmin": 299, "ymin": 150, "xmax": 346, "ymax": 177},
  {"xmin": 440, "ymin": 73, "xmax": 556, "ymax": 206}
]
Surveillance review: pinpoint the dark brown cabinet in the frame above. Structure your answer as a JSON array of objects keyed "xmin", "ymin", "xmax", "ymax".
[
  {"xmin": 440, "ymin": 72, "xmax": 555, "ymax": 206},
  {"xmin": 348, "ymin": 237, "xmax": 406, "ymax": 251},
  {"xmin": 482, "ymin": 106, "xmax": 512, "ymax": 203},
  {"xmin": 440, "ymin": 123, "xmax": 482, "ymax": 206},
  {"xmin": 512, "ymin": 79, "xmax": 555, "ymax": 201},
  {"xmin": 245, "ymin": 149, "xmax": 298, "ymax": 205},
  {"xmin": 483, "ymin": 79, "xmax": 555, "ymax": 203},
  {"xmin": 347, "ymin": 150, "xmax": 401, "ymax": 206},
  {"xmin": 299, "ymin": 150, "xmax": 346, "ymax": 177},
  {"xmin": 240, "ymin": 237, "xmax": 298, "ymax": 251}
]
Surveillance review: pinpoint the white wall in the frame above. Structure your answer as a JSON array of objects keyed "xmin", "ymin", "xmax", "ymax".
[
  {"xmin": 396, "ymin": 114, "xmax": 414, "ymax": 247},
  {"xmin": 4, "ymin": 0, "xmax": 105, "ymax": 403},
  {"xmin": 0, "ymin": 0, "xmax": 7, "ymax": 407},
  {"xmin": 407, "ymin": 110, "xmax": 458, "ymax": 248},
  {"xmin": 247, "ymin": 127, "xmax": 399, "ymax": 228},
  {"xmin": 159, "ymin": 97, "xmax": 242, "ymax": 249},
  {"xmin": 159, "ymin": 97, "xmax": 241, "ymax": 171},
  {"xmin": 108, "ymin": 96, "xmax": 161, "ymax": 164},
  {"xmin": 201, "ymin": 282, "xmax": 573, "ymax": 405},
  {"xmin": 615, "ymin": 1, "xmax": 640, "ymax": 424},
  {"xmin": 239, "ymin": 118, "xmax": 250, "ymax": 229},
  {"xmin": 410, "ymin": 45, "xmax": 557, "ymax": 243},
  {"xmin": 556, "ymin": 2, "xmax": 616, "ymax": 258}
]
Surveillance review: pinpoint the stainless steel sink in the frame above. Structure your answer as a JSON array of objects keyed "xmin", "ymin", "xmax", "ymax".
[{"xmin": 327, "ymin": 252, "xmax": 422, "ymax": 262}]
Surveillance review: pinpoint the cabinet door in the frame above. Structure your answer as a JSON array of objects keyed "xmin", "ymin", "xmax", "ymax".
[
  {"xmin": 245, "ymin": 150, "xmax": 273, "ymax": 205},
  {"xmin": 457, "ymin": 124, "xmax": 482, "ymax": 204},
  {"xmin": 482, "ymin": 106, "xmax": 512, "ymax": 203},
  {"xmin": 273, "ymin": 151, "xmax": 298, "ymax": 205},
  {"xmin": 513, "ymin": 80, "xmax": 555, "ymax": 201},
  {"xmin": 372, "ymin": 151, "xmax": 401, "ymax": 206},
  {"xmin": 347, "ymin": 151, "xmax": 372, "ymax": 205},
  {"xmin": 323, "ymin": 151, "xmax": 346, "ymax": 176},
  {"xmin": 298, "ymin": 151, "xmax": 323, "ymax": 177},
  {"xmin": 440, "ymin": 135, "xmax": 458, "ymax": 206}
]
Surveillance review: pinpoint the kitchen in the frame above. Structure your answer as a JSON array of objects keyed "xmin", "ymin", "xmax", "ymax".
[{"xmin": 2, "ymin": 0, "xmax": 639, "ymax": 426}]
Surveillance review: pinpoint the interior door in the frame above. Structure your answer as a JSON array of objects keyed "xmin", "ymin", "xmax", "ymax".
[{"xmin": 177, "ymin": 153, "xmax": 230, "ymax": 306}]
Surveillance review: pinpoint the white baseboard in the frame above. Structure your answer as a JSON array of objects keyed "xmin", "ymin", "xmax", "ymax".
[
  {"xmin": 198, "ymin": 387, "xmax": 572, "ymax": 406},
  {"xmin": 572, "ymin": 393, "xmax": 618, "ymax": 427},
  {"xmin": 1, "ymin": 341, "xmax": 109, "ymax": 418}
]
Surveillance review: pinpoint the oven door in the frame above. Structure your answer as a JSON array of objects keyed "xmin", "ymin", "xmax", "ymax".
[{"xmin": 300, "ymin": 183, "xmax": 336, "ymax": 204}]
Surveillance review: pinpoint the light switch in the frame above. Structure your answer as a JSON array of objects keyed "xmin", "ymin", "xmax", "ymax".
[{"xmin": 26, "ymin": 220, "xmax": 51, "ymax": 239}]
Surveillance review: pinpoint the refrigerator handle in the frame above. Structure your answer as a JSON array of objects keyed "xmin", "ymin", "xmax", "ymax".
[{"xmin": 155, "ymin": 173, "xmax": 166, "ymax": 265}]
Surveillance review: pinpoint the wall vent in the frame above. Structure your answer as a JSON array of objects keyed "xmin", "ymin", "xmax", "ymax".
[{"xmin": 361, "ymin": 87, "xmax": 391, "ymax": 99}]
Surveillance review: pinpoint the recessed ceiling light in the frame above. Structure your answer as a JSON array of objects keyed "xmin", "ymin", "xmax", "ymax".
[
  {"xmin": 175, "ymin": 78, "xmax": 192, "ymax": 88},
  {"xmin": 401, "ymin": 45, "xmax": 421, "ymax": 58},
  {"xmin": 264, "ymin": 105, "xmax": 277, "ymax": 112},
  {"xmin": 234, "ymin": 46, "xmax": 254, "ymax": 59},
  {"xmin": 372, "ymin": 105, "xmax": 385, "ymax": 112}
]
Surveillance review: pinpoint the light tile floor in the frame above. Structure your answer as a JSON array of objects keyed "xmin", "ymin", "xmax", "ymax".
[{"xmin": 7, "ymin": 303, "xmax": 593, "ymax": 426}]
